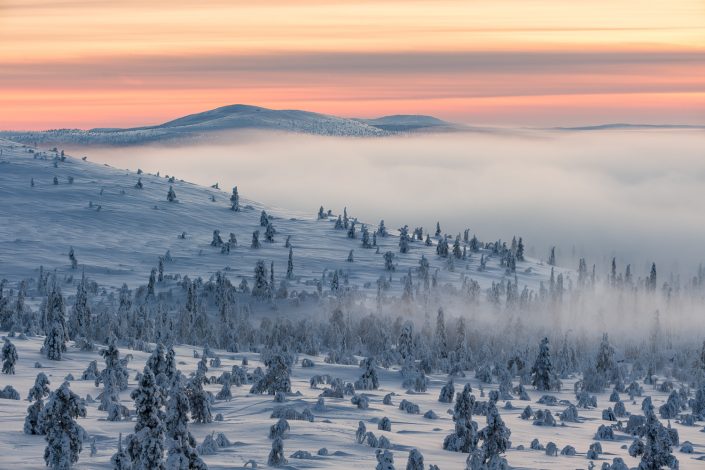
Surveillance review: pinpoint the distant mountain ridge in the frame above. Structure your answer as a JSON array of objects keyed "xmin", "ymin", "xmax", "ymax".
[{"xmin": 0, "ymin": 104, "xmax": 462, "ymax": 145}]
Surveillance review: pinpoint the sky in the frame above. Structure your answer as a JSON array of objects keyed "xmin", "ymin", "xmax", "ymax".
[{"xmin": 1, "ymin": 0, "xmax": 703, "ymax": 129}]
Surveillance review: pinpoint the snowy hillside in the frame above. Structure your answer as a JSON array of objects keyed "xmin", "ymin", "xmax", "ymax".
[
  {"xmin": 0, "ymin": 105, "xmax": 462, "ymax": 146},
  {"xmin": 0, "ymin": 138, "xmax": 555, "ymax": 297},
  {"xmin": 1, "ymin": 138, "xmax": 704, "ymax": 470}
]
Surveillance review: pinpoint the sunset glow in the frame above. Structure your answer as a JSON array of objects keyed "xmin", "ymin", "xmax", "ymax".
[{"xmin": 1, "ymin": 0, "xmax": 703, "ymax": 129}]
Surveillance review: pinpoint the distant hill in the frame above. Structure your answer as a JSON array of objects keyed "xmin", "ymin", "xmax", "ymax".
[{"xmin": 0, "ymin": 104, "xmax": 463, "ymax": 145}]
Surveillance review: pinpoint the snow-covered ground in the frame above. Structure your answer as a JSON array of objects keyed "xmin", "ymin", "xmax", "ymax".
[
  {"xmin": 0, "ymin": 138, "xmax": 556, "ymax": 295},
  {"xmin": 1, "ymin": 138, "xmax": 703, "ymax": 470},
  {"xmin": 0, "ymin": 334, "xmax": 703, "ymax": 469}
]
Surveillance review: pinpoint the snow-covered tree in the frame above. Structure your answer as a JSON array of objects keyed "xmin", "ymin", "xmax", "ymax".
[
  {"xmin": 230, "ymin": 186, "xmax": 239, "ymax": 211},
  {"xmin": 443, "ymin": 383, "xmax": 479, "ymax": 453},
  {"xmin": 110, "ymin": 433, "xmax": 132, "ymax": 470},
  {"xmin": 68, "ymin": 247, "xmax": 78, "ymax": 269},
  {"xmin": 287, "ymin": 247, "xmax": 294, "ymax": 279},
  {"xmin": 355, "ymin": 357, "xmax": 379, "ymax": 390},
  {"xmin": 2, "ymin": 338, "xmax": 17, "ymax": 374},
  {"xmin": 531, "ymin": 337, "xmax": 561, "ymax": 391},
  {"xmin": 406, "ymin": 449, "xmax": 423, "ymax": 470},
  {"xmin": 376, "ymin": 449, "xmax": 395, "ymax": 470},
  {"xmin": 252, "ymin": 260, "xmax": 271, "ymax": 299},
  {"xmin": 268, "ymin": 437, "xmax": 287, "ymax": 467},
  {"xmin": 40, "ymin": 382, "xmax": 87, "ymax": 469},
  {"xmin": 595, "ymin": 333, "xmax": 618, "ymax": 384},
  {"xmin": 25, "ymin": 372, "xmax": 50, "ymax": 435},
  {"xmin": 186, "ymin": 374, "xmax": 212, "ymax": 425},
  {"xmin": 165, "ymin": 383, "xmax": 208, "ymax": 469},
  {"xmin": 69, "ymin": 272, "xmax": 91, "ymax": 340},
  {"xmin": 43, "ymin": 283, "xmax": 68, "ymax": 360},
  {"xmin": 476, "ymin": 391, "xmax": 511, "ymax": 468},
  {"xmin": 251, "ymin": 230, "xmax": 260, "ymax": 249},
  {"xmin": 628, "ymin": 397, "xmax": 678, "ymax": 470},
  {"xmin": 167, "ymin": 185, "xmax": 176, "ymax": 202},
  {"xmin": 126, "ymin": 367, "xmax": 166, "ymax": 470},
  {"xmin": 250, "ymin": 352, "xmax": 291, "ymax": 395}
]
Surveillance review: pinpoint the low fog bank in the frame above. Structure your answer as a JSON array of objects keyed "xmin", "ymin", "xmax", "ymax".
[{"xmin": 68, "ymin": 128, "xmax": 705, "ymax": 276}]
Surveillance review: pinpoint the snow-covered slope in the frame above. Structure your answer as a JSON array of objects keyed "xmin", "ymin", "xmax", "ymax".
[
  {"xmin": 0, "ymin": 138, "xmax": 555, "ymax": 297},
  {"xmin": 0, "ymin": 105, "xmax": 462, "ymax": 146}
]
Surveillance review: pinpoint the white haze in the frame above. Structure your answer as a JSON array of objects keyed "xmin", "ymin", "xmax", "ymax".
[{"xmin": 69, "ymin": 129, "xmax": 705, "ymax": 278}]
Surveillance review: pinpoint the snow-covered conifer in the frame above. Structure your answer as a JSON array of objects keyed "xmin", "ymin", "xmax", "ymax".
[
  {"xmin": 167, "ymin": 185, "xmax": 176, "ymax": 202},
  {"xmin": 531, "ymin": 337, "xmax": 561, "ymax": 391},
  {"xmin": 2, "ymin": 338, "xmax": 17, "ymax": 374},
  {"xmin": 443, "ymin": 383, "xmax": 479, "ymax": 453},
  {"xmin": 287, "ymin": 247, "xmax": 294, "ymax": 279},
  {"xmin": 251, "ymin": 230, "xmax": 260, "ymax": 249},
  {"xmin": 68, "ymin": 247, "xmax": 78, "ymax": 269},
  {"xmin": 628, "ymin": 397, "xmax": 678, "ymax": 470},
  {"xmin": 40, "ymin": 382, "xmax": 87, "ymax": 469},
  {"xmin": 25, "ymin": 372, "xmax": 51, "ymax": 435},
  {"xmin": 355, "ymin": 357, "xmax": 379, "ymax": 390},
  {"xmin": 268, "ymin": 437, "xmax": 287, "ymax": 466},
  {"xmin": 252, "ymin": 260, "xmax": 270, "ymax": 299},
  {"xmin": 126, "ymin": 367, "xmax": 166, "ymax": 470},
  {"xmin": 230, "ymin": 186, "xmax": 239, "ymax": 211},
  {"xmin": 165, "ymin": 383, "xmax": 207, "ymax": 469}
]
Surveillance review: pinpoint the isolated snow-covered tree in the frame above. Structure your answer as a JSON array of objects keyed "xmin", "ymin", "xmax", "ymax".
[
  {"xmin": 68, "ymin": 247, "xmax": 78, "ymax": 269},
  {"xmin": 135, "ymin": 177, "xmax": 143, "ymax": 189},
  {"xmin": 210, "ymin": 230, "xmax": 224, "ymax": 247},
  {"xmin": 547, "ymin": 247, "xmax": 556, "ymax": 266},
  {"xmin": 250, "ymin": 352, "xmax": 291, "ymax": 395},
  {"xmin": 265, "ymin": 222, "xmax": 275, "ymax": 242},
  {"xmin": 127, "ymin": 367, "xmax": 166, "ymax": 470},
  {"xmin": 376, "ymin": 449, "xmax": 395, "ymax": 470},
  {"xmin": 252, "ymin": 260, "xmax": 271, "ymax": 299},
  {"xmin": 268, "ymin": 437, "xmax": 287, "ymax": 467},
  {"xmin": 2, "ymin": 338, "xmax": 17, "ymax": 374},
  {"xmin": 287, "ymin": 247, "xmax": 294, "ymax": 279},
  {"xmin": 69, "ymin": 272, "xmax": 91, "ymax": 340},
  {"xmin": 435, "ymin": 222, "xmax": 442, "ymax": 237},
  {"xmin": 43, "ymin": 283, "xmax": 68, "ymax": 360},
  {"xmin": 25, "ymin": 372, "xmax": 51, "ymax": 435},
  {"xmin": 516, "ymin": 237, "xmax": 525, "ymax": 261},
  {"xmin": 476, "ymin": 391, "xmax": 511, "ymax": 468},
  {"xmin": 167, "ymin": 185, "xmax": 176, "ymax": 202},
  {"xmin": 628, "ymin": 397, "xmax": 678, "ymax": 470},
  {"xmin": 165, "ymin": 383, "xmax": 208, "ymax": 470},
  {"xmin": 595, "ymin": 333, "xmax": 618, "ymax": 385},
  {"xmin": 251, "ymin": 230, "xmax": 261, "ymax": 249},
  {"xmin": 260, "ymin": 210, "xmax": 269, "ymax": 227},
  {"xmin": 443, "ymin": 383, "xmax": 479, "ymax": 453},
  {"xmin": 355, "ymin": 357, "xmax": 379, "ymax": 390},
  {"xmin": 439, "ymin": 380, "xmax": 455, "ymax": 403},
  {"xmin": 531, "ymin": 337, "xmax": 561, "ymax": 391},
  {"xmin": 362, "ymin": 225, "xmax": 372, "ymax": 248},
  {"xmin": 230, "ymin": 186, "xmax": 239, "ymax": 211},
  {"xmin": 40, "ymin": 381, "xmax": 87, "ymax": 469},
  {"xmin": 384, "ymin": 251, "xmax": 395, "ymax": 271},
  {"xmin": 186, "ymin": 375, "xmax": 212, "ymax": 424},
  {"xmin": 406, "ymin": 449, "xmax": 424, "ymax": 470}
]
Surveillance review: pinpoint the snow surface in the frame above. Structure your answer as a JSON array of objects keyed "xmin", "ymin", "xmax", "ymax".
[
  {"xmin": 1, "ymin": 139, "xmax": 702, "ymax": 469},
  {"xmin": 0, "ymin": 138, "xmax": 557, "ymax": 296},
  {"xmin": 1, "ymin": 334, "xmax": 703, "ymax": 469}
]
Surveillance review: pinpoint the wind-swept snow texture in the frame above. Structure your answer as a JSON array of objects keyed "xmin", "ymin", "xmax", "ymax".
[{"xmin": 0, "ymin": 138, "xmax": 555, "ymax": 295}]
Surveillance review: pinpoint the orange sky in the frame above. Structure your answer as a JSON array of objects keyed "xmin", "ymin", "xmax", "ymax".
[{"xmin": 0, "ymin": 0, "xmax": 703, "ymax": 129}]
